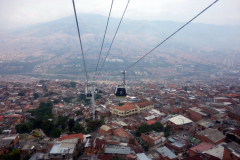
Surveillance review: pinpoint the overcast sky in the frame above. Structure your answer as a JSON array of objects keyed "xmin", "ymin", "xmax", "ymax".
[{"xmin": 0, "ymin": 0, "xmax": 239, "ymax": 30}]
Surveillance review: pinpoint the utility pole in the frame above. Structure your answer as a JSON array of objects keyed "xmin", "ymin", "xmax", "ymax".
[{"xmin": 91, "ymin": 86, "xmax": 95, "ymax": 120}]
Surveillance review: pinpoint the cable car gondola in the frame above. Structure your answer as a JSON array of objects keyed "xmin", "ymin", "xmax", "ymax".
[
  {"xmin": 86, "ymin": 92, "xmax": 92, "ymax": 99},
  {"xmin": 98, "ymin": 90, "xmax": 103, "ymax": 95},
  {"xmin": 115, "ymin": 85, "xmax": 127, "ymax": 97},
  {"xmin": 115, "ymin": 71, "xmax": 127, "ymax": 100}
]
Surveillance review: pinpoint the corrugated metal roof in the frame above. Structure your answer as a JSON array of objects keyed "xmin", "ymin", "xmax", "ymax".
[
  {"xmin": 168, "ymin": 115, "xmax": 192, "ymax": 125},
  {"xmin": 156, "ymin": 146, "xmax": 177, "ymax": 159},
  {"xmin": 105, "ymin": 146, "xmax": 131, "ymax": 154},
  {"xmin": 136, "ymin": 153, "xmax": 152, "ymax": 160}
]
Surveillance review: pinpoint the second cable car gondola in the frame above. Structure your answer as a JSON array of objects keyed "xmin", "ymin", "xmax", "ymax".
[
  {"xmin": 98, "ymin": 90, "xmax": 103, "ymax": 95},
  {"xmin": 86, "ymin": 91, "xmax": 92, "ymax": 99},
  {"xmin": 86, "ymin": 83, "xmax": 92, "ymax": 99}
]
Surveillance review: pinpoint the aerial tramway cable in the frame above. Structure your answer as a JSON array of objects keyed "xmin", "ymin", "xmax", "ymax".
[
  {"xmin": 93, "ymin": 0, "xmax": 115, "ymax": 79},
  {"xmin": 109, "ymin": 0, "xmax": 219, "ymax": 81},
  {"xmin": 94, "ymin": 0, "xmax": 131, "ymax": 80},
  {"xmin": 72, "ymin": 0, "xmax": 89, "ymax": 82}
]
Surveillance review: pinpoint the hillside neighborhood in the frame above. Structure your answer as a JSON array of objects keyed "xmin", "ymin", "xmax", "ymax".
[{"xmin": 0, "ymin": 80, "xmax": 239, "ymax": 160}]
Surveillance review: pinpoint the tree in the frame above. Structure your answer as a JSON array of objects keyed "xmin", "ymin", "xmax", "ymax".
[
  {"xmin": 33, "ymin": 93, "xmax": 39, "ymax": 99},
  {"xmin": 68, "ymin": 119, "xmax": 75, "ymax": 132},
  {"xmin": 2, "ymin": 149, "xmax": 20, "ymax": 160},
  {"xmin": 95, "ymin": 94, "xmax": 102, "ymax": 100},
  {"xmin": 86, "ymin": 120, "xmax": 104, "ymax": 130},
  {"xmin": 76, "ymin": 110, "xmax": 82, "ymax": 116},
  {"xmin": 70, "ymin": 82, "xmax": 77, "ymax": 88},
  {"xmin": 86, "ymin": 127, "xmax": 93, "ymax": 133},
  {"xmin": 53, "ymin": 99, "xmax": 59, "ymax": 104},
  {"xmin": 118, "ymin": 102, "xmax": 125, "ymax": 106},
  {"xmin": 33, "ymin": 101, "xmax": 53, "ymax": 120},
  {"xmin": 15, "ymin": 122, "xmax": 33, "ymax": 133},
  {"xmin": 73, "ymin": 123, "xmax": 84, "ymax": 133},
  {"xmin": 151, "ymin": 122, "xmax": 163, "ymax": 132},
  {"xmin": 100, "ymin": 115, "xmax": 106, "ymax": 120},
  {"xmin": 41, "ymin": 119, "xmax": 53, "ymax": 135},
  {"xmin": 184, "ymin": 86, "xmax": 188, "ymax": 91},
  {"xmin": 136, "ymin": 124, "xmax": 152, "ymax": 137},
  {"xmin": 63, "ymin": 97, "xmax": 73, "ymax": 103},
  {"xmin": 51, "ymin": 128, "xmax": 62, "ymax": 138},
  {"xmin": 164, "ymin": 130, "xmax": 170, "ymax": 137},
  {"xmin": 77, "ymin": 94, "xmax": 86, "ymax": 102},
  {"xmin": 164, "ymin": 124, "xmax": 171, "ymax": 132},
  {"xmin": 57, "ymin": 116, "xmax": 68, "ymax": 130},
  {"xmin": 18, "ymin": 91, "xmax": 25, "ymax": 96}
]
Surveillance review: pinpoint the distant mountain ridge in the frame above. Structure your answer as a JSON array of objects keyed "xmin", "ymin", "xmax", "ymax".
[{"xmin": 9, "ymin": 13, "xmax": 240, "ymax": 51}]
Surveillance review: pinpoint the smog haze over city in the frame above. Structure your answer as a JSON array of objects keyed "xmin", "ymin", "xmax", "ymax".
[
  {"xmin": 1, "ymin": 1, "xmax": 240, "ymax": 160},
  {"xmin": 0, "ymin": 0, "xmax": 239, "ymax": 82}
]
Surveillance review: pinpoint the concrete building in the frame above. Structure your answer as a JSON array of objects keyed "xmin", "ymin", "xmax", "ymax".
[
  {"xmin": 141, "ymin": 132, "xmax": 165, "ymax": 147},
  {"xmin": 167, "ymin": 115, "xmax": 193, "ymax": 131},
  {"xmin": 110, "ymin": 101, "xmax": 154, "ymax": 117},
  {"xmin": 156, "ymin": 146, "xmax": 178, "ymax": 160},
  {"xmin": 195, "ymin": 128, "xmax": 226, "ymax": 145},
  {"xmin": 98, "ymin": 125, "xmax": 113, "ymax": 135}
]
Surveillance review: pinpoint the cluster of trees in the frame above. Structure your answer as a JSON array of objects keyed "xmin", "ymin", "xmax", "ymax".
[
  {"xmin": 33, "ymin": 93, "xmax": 39, "ymax": 99},
  {"xmin": 77, "ymin": 94, "xmax": 90, "ymax": 104},
  {"xmin": 86, "ymin": 119, "xmax": 104, "ymax": 133},
  {"xmin": 44, "ymin": 91, "xmax": 58, "ymax": 97},
  {"xmin": 15, "ymin": 122, "xmax": 33, "ymax": 134},
  {"xmin": 118, "ymin": 102, "xmax": 125, "ymax": 106},
  {"xmin": 0, "ymin": 149, "xmax": 20, "ymax": 160},
  {"xmin": 16, "ymin": 102, "xmax": 85, "ymax": 138},
  {"xmin": 136, "ymin": 122, "xmax": 170, "ymax": 137},
  {"xmin": 18, "ymin": 91, "xmax": 25, "ymax": 96},
  {"xmin": 63, "ymin": 97, "xmax": 73, "ymax": 103},
  {"xmin": 61, "ymin": 82, "xmax": 77, "ymax": 88},
  {"xmin": 95, "ymin": 94, "xmax": 102, "ymax": 100},
  {"xmin": 70, "ymin": 82, "xmax": 77, "ymax": 88}
]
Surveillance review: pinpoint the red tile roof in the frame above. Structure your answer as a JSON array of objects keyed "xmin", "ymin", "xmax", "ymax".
[
  {"xmin": 116, "ymin": 105, "xmax": 136, "ymax": 111},
  {"xmin": 134, "ymin": 101, "xmax": 154, "ymax": 107},
  {"xmin": 190, "ymin": 142, "xmax": 214, "ymax": 152},
  {"xmin": 226, "ymin": 93, "xmax": 239, "ymax": 98},
  {"xmin": 114, "ymin": 128, "xmax": 131, "ymax": 139},
  {"xmin": 146, "ymin": 120, "xmax": 156, "ymax": 125},
  {"xmin": 57, "ymin": 133, "xmax": 83, "ymax": 140}
]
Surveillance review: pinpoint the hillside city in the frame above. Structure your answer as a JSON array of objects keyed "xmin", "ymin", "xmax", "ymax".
[
  {"xmin": 0, "ymin": 6, "xmax": 239, "ymax": 160},
  {"xmin": 0, "ymin": 78, "xmax": 239, "ymax": 160}
]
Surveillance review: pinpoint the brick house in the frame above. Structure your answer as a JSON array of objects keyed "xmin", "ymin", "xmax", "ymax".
[
  {"xmin": 0, "ymin": 134, "xmax": 19, "ymax": 157},
  {"xmin": 141, "ymin": 132, "xmax": 164, "ymax": 147},
  {"xmin": 98, "ymin": 125, "xmax": 113, "ymax": 135},
  {"xmin": 214, "ymin": 97, "xmax": 231, "ymax": 103},
  {"xmin": 222, "ymin": 142, "xmax": 240, "ymax": 160},
  {"xmin": 228, "ymin": 109, "xmax": 240, "ymax": 121},
  {"xmin": 84, "ymin": 139, "xmax": 106, "ymax": 156},
  {"xmin": 196, "ymin": 119, "xmax": 215, "ymax": 130},
  {"xmin": 167, "ymin": 115, "xmax": 193, "ymax": 132},
  {"xmin": 187, "ymin": 107, "xmax": 209, "ymax": 122},
  {"xmin": 195, "ymin": 128, "xmax": 226, "ymax": 145},
  {"xmin": 156, "ymin": 146, "xmax": 178, "ymax": 160},
  {"xmin": 57, "ymin": 133, "xmax": 84, "ymax": 144},
  {"xmin": 105, "ymin": 135, "xmax": 129, "ymax": 145},
  {"xmin": 113, "ymin": 128, "xmax": 133, "ymax": 142},
  {"xmin": 189, "ymin": 142, "xmax": 215, "ymax": 157}
]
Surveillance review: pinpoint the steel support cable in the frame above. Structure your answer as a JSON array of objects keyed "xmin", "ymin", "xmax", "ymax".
[
  {"xmin": 94, "ymin": 0, "xmax": 131, "ymax": 80},
  {"xmin": 72, "ymin": 0, "xmax": 89, "ymax": 82},
  {"xmin": 93, "ymin": 0, "xmax": 114, "ymax": 79},
  {"xmin": 109, "ymin": 0, "xmax": 219, "ymax": 82}
]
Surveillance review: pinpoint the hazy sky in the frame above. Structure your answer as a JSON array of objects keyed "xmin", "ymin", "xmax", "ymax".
[{"xmin": 0, "ymin": 0, "xmax": 239, "ymax": 29}]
